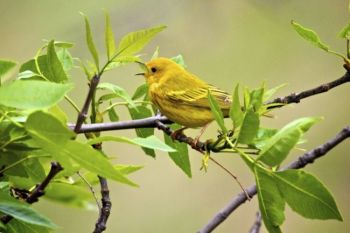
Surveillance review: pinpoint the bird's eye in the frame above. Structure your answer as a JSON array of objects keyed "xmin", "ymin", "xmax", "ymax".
[{"xmin": 151, "ymin": 67, "xmax": 157, "ymax": 73}]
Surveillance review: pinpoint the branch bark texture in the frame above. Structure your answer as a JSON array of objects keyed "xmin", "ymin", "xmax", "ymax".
[{"xmin": 197, "ymin": 126, "xmax": 350, "ymax": 233}]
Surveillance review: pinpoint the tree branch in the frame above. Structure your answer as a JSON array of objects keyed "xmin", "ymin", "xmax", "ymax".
[
  {"xmin": 249, "ymin": 212, "xmax": 262, "ymax": 233},
  {"xmin": 197, "ymin": 126, "xmax": 350, "ymax": 233},
  {"xmin": 266, "ymin": 71, "xmax": 350, "ymax": 107},
  {"xmin": 93, "ymin": 176, "xmax": 111, "ymax": 233},
  {"xmin": 68, "ymin": 115, "xmax": 172, "ymax": 133},
  {"xmin": 70, "ymin": 72, "xmax": 350, "ymax": 134},
  {"xmin": 0, "ymin": 162, "xmax": 63, "ymax": 224},
  {"xmin": 71, "ymin": 73, "xmax": 113, "ymax": 233},
  {"xmin": 67, "ymin": 70, "xmax": 350, "ymax": 232},
  {"xmin": 92, "ymin": 144, "xmax": 112, "ymax": 233},
  {"xmin": 74, "ymin": 74, "xmax": 100, "ymax": 133}
]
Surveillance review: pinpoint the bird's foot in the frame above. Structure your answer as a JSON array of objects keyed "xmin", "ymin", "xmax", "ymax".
[
  {"xmin": 170, "ymin": 127, "xmax": 188, "ymax": 141},
  {"xmin": 191, "ymin": 136, "xmax": 200, "ymax": 150}
]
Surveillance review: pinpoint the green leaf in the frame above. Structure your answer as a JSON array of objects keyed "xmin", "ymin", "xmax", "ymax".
[
  {"xmin": 115, "ymin": 164, "xmax": 143, "ymax": 175},
  {"xmin": 45, "ymin": 182, "xmax": 93, "ymax": 208},
  {"xmin": 170, "ymin": 54, "xmax": 187, "ymax": 68},
  {"xmin": 25, "ymin": 111, "xmax": 137, "ymax": 186},
  {"xmin": 243, "ymin": 87, "xmax": 250, "ymax": 109},
  {"xmin": 128, "ymin": 105, "xmax": 155, "ymax": 157},
  {"xmin": 98, "ymin": 82, "xmax": 136, "ymax": 108},
  {"xmin": 48, "ymin": 105, "xmax": 68, "ymax": 124},
  {"xmin": 291, "ymin": 20, "xmax": 329, "ymax": 51},
  {"xmin": 0, "ymin": 80, "xmax": 73, "ymax": 110},
  {"xmin": 66, "ymin": 142, "xmax": 139, "ymax": 186},
  {"xmin": 237, "ymin": 109, "xmax": 260, "ymax": 144},
  {"xmin": 132, "ymin": 83, "xmax": 148, "ymax": 100},
  {"xmin": 0, "ymin": 202, "xmax": 57, "ymax": 229},
  {"xmin": 81, "ymin": 13, "xmax": 99, "ymax": 70},
  {"xmin": 117, "ymin": 25, "xmax": 166, "ymax": 57},
  {"xmin": 254, "ymin": 165, "xmax": 284, "ymax": 233},
  {"xmin": 17, "ymin": 70, "xmax": 40, "ymax": 80},
  {"xmin": 25, "ymin": 111, "xmax": 75, "ymax": 142},
  {"xmin": 105, "ymin": 11, "xmax": 116, "ymax": 60},
  {"xmin": 7, "ymin": 219, "xmax": 50, "ymax": 233},
  {"xmin": 42, "ymin": 40, "xmax": 74, "ymax": 48},
  {"xmin": 104, "ymin": 56, "xmax": 141, "ymax": 71},
  {"xmin": 252, "ymin": 128, "xmax": 278, "ymax": 149},
  {"xmin": 163, "ymin": 124, "xmax": 191, "ymax": 177},
  {"xmin": 338, "ymin": 23, "xmax": 350, "ymax": 39},
  {"xmin": 250, "ymin": 86, "xmax": 264, "ymax": 110},
  {"xmin": 75, "ymin": 164, "xmax": 143, "ymax": 186},
  {"xmin": 0, "ymin": 221, "xmax": 5, "ymax": 231},
  {"xmin": 23, "ymin": 158, "xmax": 47, "ymax": 183},
  {"xmin": 236, "ymin": 149, "xmax": 255, "ymax": 172},
  {"xmin": 229, "ymin": 84, "xmax": 243, "ymax": 128},
  {"xmin": 87, "ymin": 135, "xmax": 175, "ymax": 152},
  {"xmin": 257, "ymin": 117, "xmax": 321, "ymax": 166},
  {"xmin": 56, "ymin": 48, "xmax": 74, "ymax": 72},
  {"xmin": 0, "ymin": 60, "xmax": 16, "ymax": 78},
  {"xmin": 108, "ymin": 105, "xmax": 119, "ymax": 121},
  {"xmin": 19, "ymin": 57, "xmax": 42, "ymax": 79},
  {"xmin": 132, "ymin": 136, "xmax": 175, "ymax": 152},
  {"xmin": 208, "ymin": 91, "xmax": 227, "ymax": 134},
  {"xmin": 46, "ymin": 40, "xmax": 69, "ymax": 83},
  {"xmin": 274, "ymin": 170, "xmax": 342, "ymax": 220}
]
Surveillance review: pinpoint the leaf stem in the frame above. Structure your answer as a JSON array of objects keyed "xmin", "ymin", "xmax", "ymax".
[
  {"xmin": 77, "ymin": 171, "xmax": 101, "ymax": 212},
  {"xmin": 102, "ymin": 100, "xmax": 151, "ymax": 114}
]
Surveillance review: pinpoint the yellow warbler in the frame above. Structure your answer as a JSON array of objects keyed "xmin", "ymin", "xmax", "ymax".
[{"xmin": 137, "ymin": 57, "xmax": 231, "ymax": 137}]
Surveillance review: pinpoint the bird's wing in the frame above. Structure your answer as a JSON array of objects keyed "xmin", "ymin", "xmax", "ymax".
[{"xmin": 165, "ymin": 85, "xmax": 231, "ymax": 111}]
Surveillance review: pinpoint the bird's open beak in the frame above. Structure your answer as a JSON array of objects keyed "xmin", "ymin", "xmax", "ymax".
[{"xmin": 135, "ymin": 61, "xmax": 149, "ymax": 76}]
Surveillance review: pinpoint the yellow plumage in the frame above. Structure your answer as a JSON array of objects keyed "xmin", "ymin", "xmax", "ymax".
[{"xmin": 140, "ymin": 57, "xmax": 231, "ymax": 128}]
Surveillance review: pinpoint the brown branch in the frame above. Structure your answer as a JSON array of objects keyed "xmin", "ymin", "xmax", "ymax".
[
  {"xmin": 0, "ymin": 162, "xmax": 63, "ymax": 224},
  {"xmin": 266, "ymin": 71, "xmax": 350, "ymax": 108},
  {"xmin": 69, "ymin": 115, "xmax": 172, "ymax": 134},
  {"xmin": 70, "ymin": 72, "xmax": 350, "ymax": 135},
  {"xmin": 74, "ymin": 74, "xmax": 100, "ymax": 133},
  {"xmin": 93, "ymin": 176, "xmax": 111, "ymax": 233},
  {"xmin": 92, "ymin": 144, "xmax": 112, "ymax": 233},
  {"xmin": 249, "ymin": 212, "xmax": 262, "ymax": 233},
  {"xmin": 198, "ymin": 126, "xmax": 350, "ymax": 233},
  {"xmin": 66, "ymin": 70, "xmax": 350, "ymax": 232},
  {"xmin": 71, "ymin": 73, "xmax": 112, "ymax": 233},
  {"xmin": 154, "ymin": 120, "xmax": 206, "ymax": 153}
]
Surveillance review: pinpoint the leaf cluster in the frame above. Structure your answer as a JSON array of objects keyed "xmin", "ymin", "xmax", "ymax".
[{"xmin": 207, "ymin": 83, "xmax": 342, "ymax": 232}]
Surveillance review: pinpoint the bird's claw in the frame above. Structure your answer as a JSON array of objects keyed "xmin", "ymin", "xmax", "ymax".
[{"xmin": 170, "ymin": 127, "xmax": 186, "ymax": 141}]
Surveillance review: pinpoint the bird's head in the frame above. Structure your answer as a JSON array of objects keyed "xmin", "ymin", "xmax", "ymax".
[{"xmin": 136, "ymin": 57, "xmax": 184, "ymax": 85}]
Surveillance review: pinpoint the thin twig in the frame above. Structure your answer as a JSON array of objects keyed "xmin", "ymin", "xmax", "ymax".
[
  {"xmin": 92, "ymin": 144, "xmax": 112, "ymax": 233},
  {"xmin": 74, "ymin": 74, "xmax": 100, "ymax": 133},
  {"xmin": 70, "ymin": 71, "xmax": 350, "ymax": 134},
  {"xmin": 266, "ymin": 71, "xmax": 350, "ymax": 108},
  {"xmin": 77, "ymin": 171, "xmax": 101, "ymax": 211},
  {"xmin": 198, "ymin": 126, "xmax": 350, "ymax": 233},
  {"xmin": 67, "ymin": 70, "xmax": 350, "ymax": 232},
  {"xmin": 0, "ymin": 162, "xmax": 63, "ymax": 224},
  {"xmin": 71, "ymin": 72, "xmax": 112, "ymax": 233},
  {"xmin": 209, "ymin": 157, "xmax": 251, "ymax": 201},
  {"xmin": 69, "ymin": 115, "xmax": 172, "ymax": 133},
  {"xmin": 249, "ymin": 212, "xmax": 262, "ymax": 233}
]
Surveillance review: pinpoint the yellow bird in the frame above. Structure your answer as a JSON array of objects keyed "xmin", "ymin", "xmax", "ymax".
[{"xmin": 137, "ymin": 57, "xmax": 231, "ymax": 140}]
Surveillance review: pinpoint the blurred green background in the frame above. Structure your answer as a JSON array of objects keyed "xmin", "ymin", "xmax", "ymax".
[{"xmin": 1, "ymin": 0, "xmax": 349, "ymax": 232}]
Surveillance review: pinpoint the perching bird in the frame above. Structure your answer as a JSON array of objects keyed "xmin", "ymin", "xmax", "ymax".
[{"xmin": 137, "ymin": 57, "xmax": 231, "ymax": 140}]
